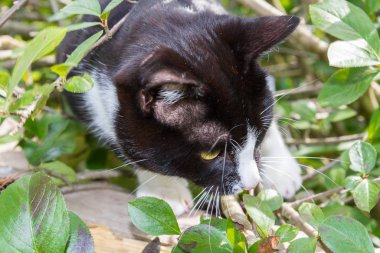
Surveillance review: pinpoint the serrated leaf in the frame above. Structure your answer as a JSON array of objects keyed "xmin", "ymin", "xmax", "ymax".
[
  {"xmin": 7, "ymin": 27, "xmax": 67, "ymax": 106},
  {"xmin": 66, "ymin": 212, "xmax": 94, "ymax": 253},
  {"xmin": 244, "ymin": 195, "xmax": 275, "ymax": 238},
  {"xmin": 49, "ymin": 0, "xmax": 102, "ymax": 21},
  {"xmin": 318, "ymin": 68, "xmax": 377, "ymax": 108},
  {"xmin": 310, "ymin": 0, "xmax": 380, "ymax": 52},
  {"xmin": 352, "ymin": 179, "xmax": 380, "ymax": 212},
  {"xmin": 128, "ymin": 197, "xmax": 180, "ymax": 236},
  {"xmin": 349, "ymin": 141, "xmax": 377, "ymax": 173},
  {"xmin": 64, "ymin": 73, "xmax": 94, "ymax": 93},
  {"xmin": 0, "ymin": 173, "xmax": 70, "ymax": 253},
  {"xmin": 287, "ymin": 237, "xmax": 317, "ymax": 253},
  {"xmin": 319, "ymin": 216, "xmax": 374, "ymax": 253},
  {"xmin": 328, "ymin": 40, "xmax": 380, "ymax": 67},
  {"xmin": 65, "ymin": 31, "xmax": 103, "ymax": 69},
  {"xmin": 368, "ymin": 108, "xmax": 380, "ymax": 142},
  {"xmin": 40, "ymin": 161, "xmax": 77, "ymax": 183},
  {"xmin": 298, "ymin": 203, "xmax": 325, "ymax": 228},
  {"xmin": 177, "ymin": 224, "xmax": 232, "ymax": 253},
  {"xmin": 257, "ymin": 189, "xmax": 283, "ymax": 211},
  {"xmin": 274, "ymin": 224, "xmax": 298, "ymax": 243}
]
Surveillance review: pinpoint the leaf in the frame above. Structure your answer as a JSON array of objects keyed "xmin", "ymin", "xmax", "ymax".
[
  {"xmin": 352, "ymin": 179, "xmax": 380, "ymax": 212},
  {"xmin": 64, "ymin": 73, "xmax": 94, "ymax": 93},
  {"xmin": 142, "ymin": 237, "xmax": 160, "ymax": 253},
  {"xmin": 348, "ymin": 141, "xmax": 377, "ymax": 173},
  {"xmin": 49, "ymin": 0, "xmax": 102, "ymax": 21},
  {"xmin": 326, "ymin": 108, "xmax": 357, "ymax": 122},
  {"xmin": 66, "ymin": 212, "xmax": 94, "ymax": 253},
  {"xmin": 257, "ymin": 189, "xmax": 283, "ymax": 211},
  {"xmin": 291, "ymin": 100, "xmax": 317, "ymax": 122},
  {"xmin": 287, "ymin": 238, "xmax": 317, "ymax": 253},
  {"xmin": 319, "ymin": 216, "xmax": 374, "ymax": 253},
  {"xmin": 244, "ymin": 195, "xmax": 275, "ymax": 238},
  {"xmin": 318, "ymin": 68, "xmax": 377, "ymax": 108},
  {"xmin": 128, "ymin": 197, "xmax": 180, "ymax": 236},
  {"xmin": 298, "ymin": 203, "xmax": 325, "ymax": 228},
  {"xmin": 328, "ymin": 40, "xmax": 380, "ymax": 67},
  {"xmin": 344, "ymin": 175, "xmax": 362, "ymax": 190},
  {"xmin": 365, "ymin": 0, "xmax": 380, "ymax": 14},
  {"xmin": 226, "ymin": 218, "xmax": 246, "ymax": 252},
  {"xmin": 65, "ymin": 22, "xmax": 100, "ymax": 32},
  {"xmin": 177, "ymin": 224, "xmax": 232, "ymax": 253},
  {"xmin": 65, "ymin": 31, "xmax": 103, "ymax": 69},
  {"xmin": 7, "ymin": 27, "xmax": 67, "ymax": 106},
  {"xmin": 368, "ymin": 108, "xmax": 380, "ymax": 142},
  {"xmin": 310, "ymin": 0, "xmax": 380, "ymax": 52},
  {"xmin": 200, "ymin": 217, "xmax": 228, "ymax": 233},
  {"xmin": 0, "ymin": 173, "xmax": 70, "ymax": 253},
  {"xmin": 101, "ymin": 0, "xmax": 124, "ymax": 19},
  {"xmin": 274, "ymin": 224, "xmax": 299, "ymax": 243},
  {"xmin": 40, "ymin": 161, "xmax": 77, "ymax": 183}
]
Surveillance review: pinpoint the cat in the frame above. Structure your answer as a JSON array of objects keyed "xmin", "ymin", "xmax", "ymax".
[{"xmin": 58, "ymin": 0, "xmax": 302, "ymax": 215}]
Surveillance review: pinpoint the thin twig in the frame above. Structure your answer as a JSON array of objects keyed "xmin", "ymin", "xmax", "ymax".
[
  {"xmin": 0, "ymin": 0, "xmax": 29, "ymax": 28},
  {"xmin": 9, "ymin": 94, "xmax": 41, "ymax": 135},
  {"xmin": 61, "ymin": 182, "xmax": 124, "ymax": 194},
  {"xmin": 237, "ymin": 0, "xmax": 328, "ymax": 58},
  {"xmin": 302, "ymin": 160, "xmax": 340, "ymax": 181},
  {"xmin": 285, "ymin": 133, "xmax": 365, "ymax": 145},
  {"xmin": 77, "ymin": 170, "xmax": 123, "ymax": 181}
]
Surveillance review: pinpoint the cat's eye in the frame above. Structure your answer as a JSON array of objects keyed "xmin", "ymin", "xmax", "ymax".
[{"xmin": 200, "ymin": 150, "xmax": 220, "ymax": 160}]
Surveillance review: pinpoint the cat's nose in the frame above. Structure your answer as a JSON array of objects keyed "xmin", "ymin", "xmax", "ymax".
[{"xmin": 242, "ymin": 185, "xmax": 255, "ymax": 190}]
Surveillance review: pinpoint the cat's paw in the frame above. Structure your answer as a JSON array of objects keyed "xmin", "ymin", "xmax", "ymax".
[
  {"xmin": 136, "ymin": 178, "xmax": 193, "ymax": 216},
  {"xmin": 262, "ymin": 160, "xmax": 302, "ymax": 199}
]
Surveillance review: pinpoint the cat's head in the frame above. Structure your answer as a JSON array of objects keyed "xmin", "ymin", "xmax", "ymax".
[{"xmin": 113, "ymin": 4, "xmax": 299, "ymax": 194}]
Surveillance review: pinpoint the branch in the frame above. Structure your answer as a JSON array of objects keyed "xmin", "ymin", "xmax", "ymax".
[
  {"xmin": 61, "ymin": 182, "xmax": 124, "ymax": 194},
  {"xmin": 237, "ymin": 0, "xmax": 328, "ymax": 58},
  {"xmin": 302, "ymin": 160, "xmax": 340, "ymax": 181},
  {"xmin": 0, "ymin": 0, "xmax": 29, "ymax": 28},
  {"xmin": 9, "ymin": 94, "xmax": 41, "ymax": 135},
  {"xmin": 77, "ymin": 170, "xmax": 123, "ymax": 181},
  {"xmin": 285, "ymin": 133, "xmax": 365, "ymax": 145}
]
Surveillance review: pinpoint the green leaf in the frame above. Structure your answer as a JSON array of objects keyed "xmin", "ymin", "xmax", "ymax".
[
  {"xmin": 328, "ymin": 40, "xmax": 380, "ymax": 67},
  {"xmin": 226, "ymin": 218, "xmax": 246, "ymax": 252},
  {"xmin": 326, "ymin": 108, "xmax": 357, "ymax": 122},
  {"xmin": 352, "ymin": 179, "xmax": 380, "ymax": 212},
  {"xmin": 40, "ymin": 161, "xmax": 77, "ymax": 184},
  {"xmin": 318, "ymin": 68, "xmax": 377, "ymax": 108},
  {"xmin": 49, "ymin": 0, "xmax": 102, "ymax": 21},
  {"xmin": 65, "ymin": 31, "xmax": 103, "ymax": 69},
  {"xmin": 128, "ymin": 197, "xmax": 180, "ymax": 236},
  {"xmin": 7, "ymin": 27, "xmax": 67, "ymax": 106},
  {"xmin": 274, "ymin": 224, "xmax": 298, "ymax": 243},
  {"xmin": 200, "ymin": 217, "xmax": 227, "ymax": 233},
  {"xmin": 257, "ymin": 189, "xmax": 283, "ymax": 211},
  {"xmin": 348, "ymin": 141, "xmax": 377, "ymax": 173},
  {"xmin": 101, "ymin": 0, "xmax": 124, "ymax": 19},
  {"xmin": 298, "ymin": 203, "xmax": 325, "ymax": 228},
  {"xmin": 65, "ymin": 22, "xmax": 100, "ymax": 32},
  {"xmin": 319, "ymin": 216, "xmax": 374, "ymax": 253},
  {"xmin": 51, "ymin": 63, "xmax": 72, "ymax": 78},
  {"xmin": 0, "ymin": 173, "xmax": 70, "ymax": 253},
  {"xmin": 244, "ymin": 195, "xmax": 275, "ymax": 238},
  {"xmin": 287, "ymin": 238, "xmax": 317, "ymax": 253},
  {"xmin": 292, "ymin": 100, "xmax": 317, "ymax": 122},
  {"xmin": 368, "ymin": 108, "xmax": 380, "ymax": 142},
  {"xmin": 66, "ymin": 212, "xmax": 94, "ymax": 253},
  {"xmin": 365, "ymin": 0, "xmax": 380, "ymax": 14},
  {"xmin": 64, "ymin": 73, "xmax": 94, "ymax": 93},
  {"xmin": 177, "ymin": 224, "xmax": 232, "ymax": 253},
  {"xmin": 310, "ymin": 0, "xmax": 380, "ymax": 52},
  {"xmin": 344, "ymin": 175, "xmax": 362, "ymax": 190}
]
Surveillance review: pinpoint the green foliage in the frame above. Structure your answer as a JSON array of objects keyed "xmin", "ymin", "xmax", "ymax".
[
  {"xmin": 287, "ymin": 238, "xmax": 317, "ymax": 253},
  {"xmin": 128, "ymin": 197, "xmax": 181, "ymax": 236},
  {"xmin": 0, "ymin": 173, "xmax": 93, "ymax": 253}
]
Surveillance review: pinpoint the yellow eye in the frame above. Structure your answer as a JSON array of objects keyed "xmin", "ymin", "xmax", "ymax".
[{"xmin": 200, "ymin": 150, "xmax": 220, "ymax": 160}]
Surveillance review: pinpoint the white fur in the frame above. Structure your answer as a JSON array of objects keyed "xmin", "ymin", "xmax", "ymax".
[
  {"xmin": 190, "ymin": 0, "xmax": 227, "ymax": 14},
  {"xmin": 236, "ymin": 129, "xmax": 261, "ymax": 190},
  {"xmin": 135, "ymin": 170, "xmax": 193, "ymax": 216},
  {"xmin": 261, "ymin": 123, "xmax": 302, "ymax": 199},
  {"xmin": 83, "ymin": 71, "xmax": 119, "ymax": 144}
]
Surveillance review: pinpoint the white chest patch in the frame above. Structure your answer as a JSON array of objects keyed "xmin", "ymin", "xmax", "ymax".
[
  {"xmin": 83, "ymin": 71, "xmax": 119, "ymax": 144},
  {"xmin": 236, "ymin": 130, "xmax": 261, "ymax": 190}
]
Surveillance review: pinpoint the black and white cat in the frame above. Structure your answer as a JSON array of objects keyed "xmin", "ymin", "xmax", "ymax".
[{"xmin": 58, "ymin": 0, "xmax": 302, "ymax": 215}]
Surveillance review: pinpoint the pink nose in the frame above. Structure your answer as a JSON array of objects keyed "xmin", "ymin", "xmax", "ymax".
[{"xmin": 243, "ymin": 185, "xmax": 255, "ymax": 191}]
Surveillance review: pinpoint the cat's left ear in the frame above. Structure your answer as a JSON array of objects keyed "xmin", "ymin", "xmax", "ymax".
[{"xmin": 218, "ymin": 15, "xmax": 299, "ymax": 66}]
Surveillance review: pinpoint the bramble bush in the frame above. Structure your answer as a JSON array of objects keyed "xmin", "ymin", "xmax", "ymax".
[{"xmin": 0, "ymin": 0, "xmax": 379, "ymax": 252}]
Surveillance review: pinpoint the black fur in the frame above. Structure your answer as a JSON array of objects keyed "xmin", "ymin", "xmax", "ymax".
[{"xmin": 58, "ymin": 0, "xmax": 299, "ymax": 194}]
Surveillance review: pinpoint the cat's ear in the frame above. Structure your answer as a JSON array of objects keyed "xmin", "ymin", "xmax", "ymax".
[{"xmin": 218, "ymin": 15, "xmax": 299, "ymax": 67}]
